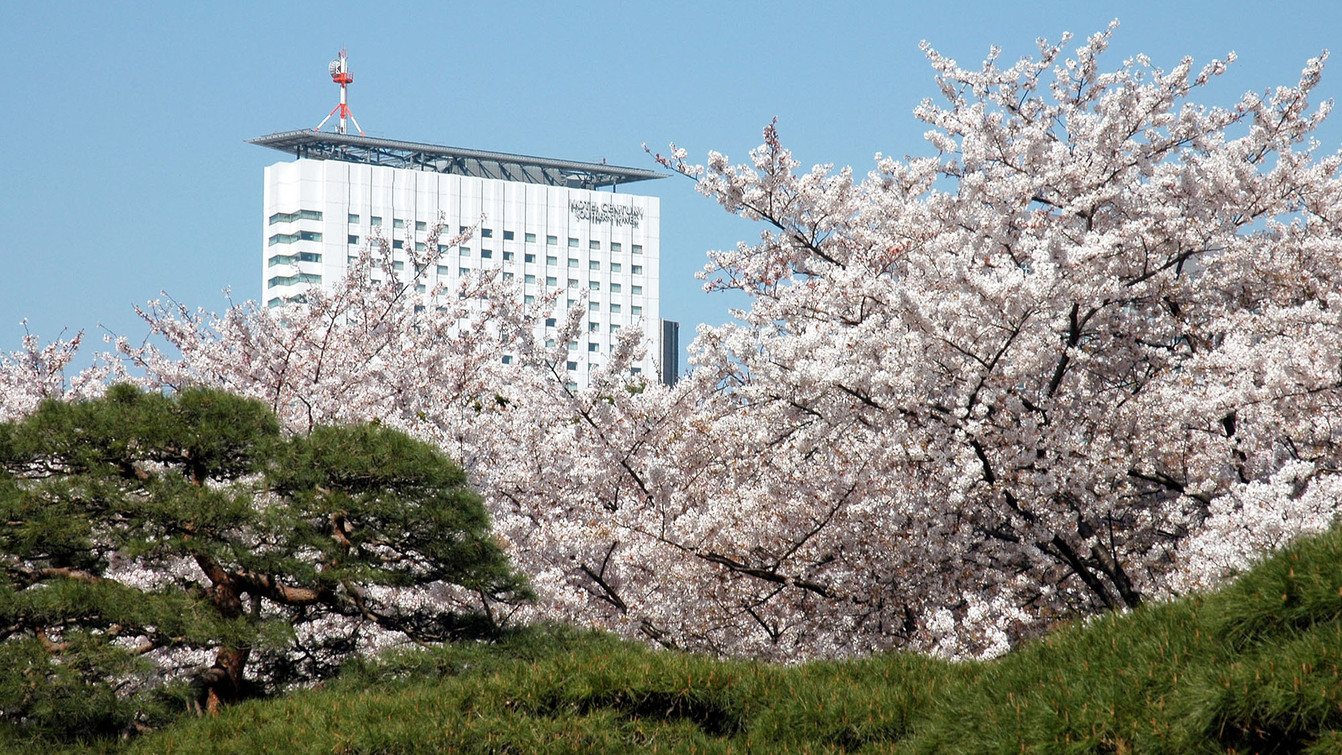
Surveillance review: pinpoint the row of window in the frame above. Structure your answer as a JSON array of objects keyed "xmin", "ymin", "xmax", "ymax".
[
  {"xmin": 347, "ymin": 218, "xmax": 645, "ymax": 255},
  {"xmin": 269, "ymin": 231, "xmax": 322, "ymax": 246},
  {"xmin": 267, "ymin": 273, "xmax": 322, "ymax": 288},
  {"xmin": 348, "ymin": 215, "xmax": 430, "ymax": 231},
  {"xmin": 343, "ymin": 235, "xmax": 646, "ymax": 265},
  {"xmin": 511, "ymin": 275, "xmax": 642, "ymax": 294},
  {"xmin": 560, "ymin": 360, "xmax": 641, "ymax": 374},
  {"xmin": 267, "ymin": 252, "xmax": 322, "ymax": 267},
  {"xmin": 347, "ymin": 243, "xmax": 647, "ymax": 277},
  {"xmin": 269, "ymin": 210, "xmax": 323, "ymax": 225},
  {"xmin": 546, "ymin": 335, "xmax": 623, "ymax": 349},
  {"xmin": 498, "ymin": 354, "xmax": 639, "ymax": 377},
  {"xmin": 266, "ymin": 294, "xmax": 308, "ymax": 308}
]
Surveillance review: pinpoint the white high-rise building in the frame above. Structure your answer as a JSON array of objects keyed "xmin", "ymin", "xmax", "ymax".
[{"xmin": 249, "ymin": 130, "xmax": 677, "ymax": 386}]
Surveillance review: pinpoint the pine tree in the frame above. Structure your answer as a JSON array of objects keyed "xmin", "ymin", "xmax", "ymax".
[{"xmin": 0, "ymin": 384, "xmax": 529, "ymax": 738}]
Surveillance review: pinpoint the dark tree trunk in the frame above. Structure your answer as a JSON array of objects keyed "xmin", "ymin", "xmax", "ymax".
[{"xmin": 201, "ymin": 645, "xmax": 251, "ymax": 715}]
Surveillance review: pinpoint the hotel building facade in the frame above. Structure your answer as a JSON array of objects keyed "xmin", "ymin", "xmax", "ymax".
[{"xmin": 250, "ymin": 130, "xmax": 677, "ymax": 386}]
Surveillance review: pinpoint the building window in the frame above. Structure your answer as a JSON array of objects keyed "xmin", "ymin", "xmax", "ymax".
[
  {"xmin": 589, "ymin": 281, "xmax": 600, "ymax": 291},
  {"xmin": 546, "ymin": 255, "xmax": 557, "ymax": 266},
  {"xmin": 611, "ymin": 242, "xmax": 622, "ymax": 253},
  {"xmin": 267, "ymin": 297, "xmax": 282, "ymax": 308},
  {"xmin": 266, "ymin": 272, "xmax": 322, "ymax": 288},
  {"xmin": 545, "ymin": 318, "xmax": 556, "ymax": 327},
  {"xmin": 268, "ymin": 231, "xmax": 322, "ymax": 246},
  {"xmin": 631, "ymin": 305, "xmax": 642, "ymax": 316},
  {"xmin": 437, "ymin": 265, "xmax": 451, "ymax": 275},
  {"xmin": 348, "ymin": 214, "xmax": 360, "ymax": 224},
  {"xmin": 568, "ymin": 279, "xmax": 578, "ymax": 289},
  {"xmin": 632, "ymin": 265, "xmax": 643, "ymax": 275},
  {"xmin": 268, "ymin": 209, "xmax": 323, "ymax": 225},
  {"xmin": 481, "ymin": 228, "xmax": 493, "ymax": 238},
  {"xmin": 588, "ymin": 322, "xmax": 600, "ymax": 332},
  {"xmin": 393, "ymin": 261, "xmax": 405, "ymax": 271},
  {"xmin": 610, "ymin": 283, "xmax": 622, "ymax": 293},
  {"xmin": 460, "ymin": 247, "xmax": 472, "ymax": 257},
  {"xmin": 547, "ymin": 235, "xmax": 558, "ymax": 246},
  {"xmin": 502, "ymin": 355, "xmax": 513, "ymax": 364},
  {"xmin": 589, "ymin": 240, "xmax": 601, "ymax": 251},
  {"xmin": 610, "ymin": 324, "xmax": 621, "ymax": 333},
  {"xmin": 481, "ymin": 249, "xmax": 493, "ymax": 259},
  {"xmin": 610, "ymin": 303, "xmax": 622, "ymax": 313},
  {"xmin": 525, "ymin": 274, "xmax": 536, "ymax": 284},
  {"xmin": 589, "ymin": 302, "xmax": 599, "ymax": 312},
  {"xmin": 393, "ymin": 219, "xmax": 405, "ymax": 229},
  {"xmin": 632, "ymin": 244, "xmax": 643, "ymax": 254},
  {"xmin": 503, "ymin": 251, "xmax": 514, "ymax": 261},
  {"xmin": 503, "ymin": 230, "xmax": 514, "ymax": 240},
  {"xmin": 415, "ymin": 242, "xmax": 426, "ymax": 252},
  {"xmin": 526, "ymin": 232, "xmax": 537, "ymax": 243},
  {"xmin": 438, "ymin": 244, "xmax": 450, "ymax": 253},
  {"xmin": 588, "ymin": 343, "xmax": 599, "ymax": 352},
  {"xmin": 631, "ymin": 285, "xmax": 642, "ymax": 295},
  {"xmin": 524, "ymin": 295, "xmax": 535, "ymax": 304},
  {"xmin": 589, "ymin": 261, "xmax": 601, "ymax": 271},
  {"xmin": 545, "ymin": 276, "xmax": 557, "ymax": 286},
  {"xmin": 610, "ymin": 262, "xmax": 622, "ymax": 273},
  {"xmin": 415, "ymin": 284, "xmax": 426, "ymax": 293},
  {"xmin": 267, "ymin": 252, "xmax": 321, "ymax": 266},
  {"xmin": 416, "ymin": 220, "xmax": 427, "ymax": 231},
  {"xmin": 502, "ymin": 272, "xmax": 514, "ymax": 281},
  {"xmin": 392, "ymin": 240, "xmax": 404, "ymax": 249},
  {"xmin": 348, "ymin": 235, "xmax": 359, "ymax": 245},
  {"xmin": 566, "ymin": 361, "xmax": 577, "ymax": 371},
  {"xmin": 568, "ymin": 342, "xmax": 578, "ymax": 351},
  {"xmin": 459, "ymin": 267, "xmax": 469, "ymax": 275},
  {"xmin": 371, "ymin": 216, "xmax": 382, "ymax": 227},
  {"xmin": 568, "ymin": 259, "xmax": 579, "ymax": 269},
  {"xmin": 524, "ymin": 253, "xmax": 536, "ymax": 264},
  {"xmin": 568, "ymin": 238, "xmax": 579, "ymax": 248}
]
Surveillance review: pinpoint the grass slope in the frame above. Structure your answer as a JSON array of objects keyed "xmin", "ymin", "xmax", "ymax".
[{"xmin": 29, "ymin": 525, "xmax": 1342, "ymax": 753}]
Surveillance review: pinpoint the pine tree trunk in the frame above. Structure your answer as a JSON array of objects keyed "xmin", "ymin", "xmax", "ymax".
[{"xmin": 203, "ymin": 645, "xmax": 251, "ymax": 715}]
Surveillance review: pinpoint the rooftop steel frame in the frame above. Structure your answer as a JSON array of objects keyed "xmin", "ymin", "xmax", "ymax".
[{"xmin": 248, "ymin": 130, "xmax": 664, "ymax": 190}]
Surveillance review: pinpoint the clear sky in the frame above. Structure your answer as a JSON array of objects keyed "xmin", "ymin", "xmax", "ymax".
[{"xmin": 4, "ymin": 1, "xmax": 1341, "ymax": 370}]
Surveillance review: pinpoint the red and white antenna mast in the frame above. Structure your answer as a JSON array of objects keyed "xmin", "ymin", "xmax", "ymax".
[{"xmin": 314, "ymin": 48, "xmax": 364, "ymax": 136}]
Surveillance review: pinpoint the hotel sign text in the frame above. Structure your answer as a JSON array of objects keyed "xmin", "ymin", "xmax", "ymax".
[{"xmin": 570, "ymin": 200, "xmax": 644, "ymax": 228}]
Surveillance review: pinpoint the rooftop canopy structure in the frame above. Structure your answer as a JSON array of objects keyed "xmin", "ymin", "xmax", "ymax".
[{"xmin": 248, "ymin": 130, "xmax": 664, "ymax": 190}]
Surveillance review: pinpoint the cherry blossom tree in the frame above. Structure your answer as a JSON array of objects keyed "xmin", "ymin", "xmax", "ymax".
[
  {"xmin": 0, "ymin": 325, "xmax": 105, "ymax": 422},
  {"xmin": 641, "ymin": 23, "xmax": 1342, "ymax": 657},
  {"xmin": 7, "ymin": 23, "xmax": 1342, "ymax": 663}
]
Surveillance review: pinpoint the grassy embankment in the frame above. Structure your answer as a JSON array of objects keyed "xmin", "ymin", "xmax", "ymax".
[{"xmin": 19, "ymin": 525, "xmax": 1342, "ymax": 753}]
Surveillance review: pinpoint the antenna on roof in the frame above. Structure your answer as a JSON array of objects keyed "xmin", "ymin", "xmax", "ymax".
[{"xmin": 313, "ymin": 48, "xmax": 364, "ymax": 136}]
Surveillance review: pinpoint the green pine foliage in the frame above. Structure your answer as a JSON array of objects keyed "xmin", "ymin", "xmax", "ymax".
[
  {"xmin": 0, "ymin": 385, "xmax": 528, "ymax": 742},
  {"xmin": 117, "ymin": 525, "xmax": 1342, "ymax": 753}
]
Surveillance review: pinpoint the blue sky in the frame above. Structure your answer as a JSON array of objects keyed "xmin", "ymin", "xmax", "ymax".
[{"xmin": 3, "ymin": 1, "xmax": 1341, "ymax": 370}]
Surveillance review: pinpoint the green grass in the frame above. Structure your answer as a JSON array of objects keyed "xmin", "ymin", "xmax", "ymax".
[{"xmin": 21, "ymin": 524, "xmax": 1342, "ymax": 752}]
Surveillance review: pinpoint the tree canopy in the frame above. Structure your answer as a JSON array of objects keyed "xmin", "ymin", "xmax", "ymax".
[{"xmin": 0, "ymin": 384, "xmax": 527, "ymax": 737}]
